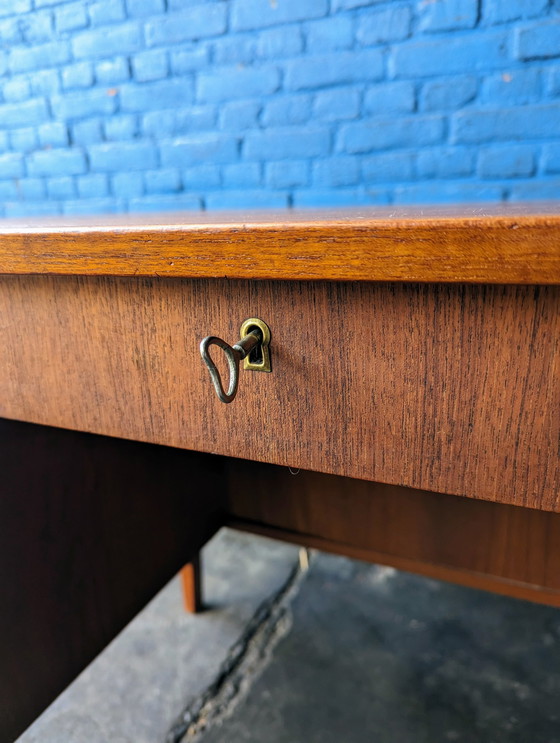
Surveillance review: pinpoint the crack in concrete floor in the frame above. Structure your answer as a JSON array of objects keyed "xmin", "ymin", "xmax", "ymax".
[{"xmin": 168, "ymin": 551, "xmax": 310, "ymax": 743}]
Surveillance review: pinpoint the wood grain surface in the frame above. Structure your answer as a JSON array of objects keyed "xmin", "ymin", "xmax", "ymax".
[
  {"xmin": 0, "ymin": 204, "xmax": 559, "ymax": 283},
  {"xmin": 0, "ymin": 418, "xmax": 224, "ymax": 743},
  {"xmin": 227, "ymin": 461, "xmax": 560, "ymax": 607},
  {"xmin": 0, "ymin": 275, "xmax": 557, "ymax": 510}
]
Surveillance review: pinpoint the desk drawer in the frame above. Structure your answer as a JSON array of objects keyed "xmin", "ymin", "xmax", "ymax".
[{"xmin": 0, "ymin": 276, "xmax": 558, "ymax": 511}]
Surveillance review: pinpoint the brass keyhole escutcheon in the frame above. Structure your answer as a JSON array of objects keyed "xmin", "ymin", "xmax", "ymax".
[{"xmin": 239, "ymin": 318, "xmax": 272, "ymax": 373}]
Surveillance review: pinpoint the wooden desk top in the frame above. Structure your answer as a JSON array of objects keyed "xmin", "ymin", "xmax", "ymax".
[{"xmin": 0, "ymin": 202, "xmax": 558, "ymax": 284}]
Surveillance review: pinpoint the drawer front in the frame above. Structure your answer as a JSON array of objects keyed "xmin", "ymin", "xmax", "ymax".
[{"xmin": 0, "ymin": 276, "xmax": 558, "ymax": 511}]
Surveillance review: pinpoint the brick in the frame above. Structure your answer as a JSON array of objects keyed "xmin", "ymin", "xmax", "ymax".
[
  {"xmin": 293, "ymin": 188, "xmax": 389, "ymax": 207},
  {"xmin": 219, "ymin": 101, "xmax": 261, "ymax": 130},
  {"xmin": 483, "ymin": 0, "xmax": 549, "ymax": 25},
  {"xmin": 2, "ymin": 78, "xmax": 31, "ymax": 103},
  {"xmin": 205, "ymin": 190, "xmax": 288, "ymax": 209},
  {"xmin": 10, "ymin": 42, "xmax": 70, "ymax": 73},
  {"xmin": 90, "ymin": 142, "xmax": 157, "ymax": 172},
  {"xmin": 63, "ymin": 199, "xmax": 123, "ymax": 215},
  {"xmin": 339, "ymin": 116, "xmax": 444, "ymax": 153},
  {"xmin": 332, "ymin": 0, "xmax": 395, "ymax": 8},
  {"xmin": 132, "ymin": 50, "xmax": 168, "ymax": 82},
  {"xmin": 144, "ymin": 168, "xmax": 181, "ymax": 193},
  {"xmin": 418, "ymin": 0, "xmax": 478, "ymax": 32},
  {"xmin": 517, "ymin": 22, "xmax": 560, "ymax": 61},
  {"xmin": 126, "ymin": 0, "xmax": 165, "ymax": 16},
  {"xmin": 305, "ymin": 16, "xmax": 353, "ymax": 52},
  {"xmin": 364, "ymin": 82, "xmax": 415, "ymax": 115},
  {"xmin": 0, "ymin": 182, "xmax": 18, "ymax": 200},
  {"xmin": 0, "ymin": 0, "xmax": 30, "ymax": 16},
  {"xmin": 420, "ymin": 76, "xmax": 477, "ymax": 111},
  {"xmin": 61, "ymin": 62, "xmax": 94, "ymax": 90},
  {"xmin": 29, "ymin": 70, "xmax": 60, "ymax": 96},
  {"xmin": 182, "ymin": 164, "xmax": 221, "ymax": 189},
  {"xmin": 313, "ymin": 88, "xmax": 361, "ymax": 121},
  {"xmin": 244, "ymin": 127, "xmax": 330, "ymax": 160},
  {"xmin": 176, "ymin": 105, "xmax": 217, "ymax": 132},
  {"xmin": 265, "ymin": 161, "xmax": 309, "ymax": 188},
  {"xmin": 28, "ymin": 149, "xmax": 86, "ymax": 177},
  {"xmin": 128, "ymin": 194, "xmax": 201, "ymax": 212},
  {"xmin": 222, "ymin": 163, "xmax": 261, "ymax": 188},
  {"xmin": 509, "ymin": 180, "xmax": 560, "ymax": 201},
  {"xmin": 546, "ymin": 67, "xmax": 560, "ymax": 97},
  {"xmin": 0, "ymin": 18, "xmax": 21, "ymax": 45},
  {"xmin": 47, "ymin": 176, "xmax": 75, "ymax": 199},
  {"xmin": 95, "ymin": 58, "xmax": 130, "ymax": 84},
  {"xmin": 111, "ymin": 172, "xmax": 144, "ymax": 197},
  {"xmin": 55, "ymin": 2, "xmax": 88, "ymax": 32},
  {"xmin": 543, "ymin": 145, "xmax": 560, "ymax": 174},
  {"xmin": 89, "ymin": 0, "xmax": 126, "ymax": 26},
  {"xmin": 52, "ymin": 89, "xmax": 116, "ymax": 120},
  {"xmin": 481, "ymin": 69, "xmax": 541, "ymax": 105},
  {"xmin": 452, "ymin": 104, "xmax": 560, "ymax": 143},
  {"xmin": 232, "ymin": 0, "xmax": 328, "ymax": 31},
  {"xmin": 161, "ymin": 135, "xmax": 238, "ymax": 167},
  {"xmin": 72, "ymin": 24, "xmax": 142, "ymax": 60},
  {"xmin": 261, "ymin": 95, "xmax": 311, "ymax": 126},
  {"xmin": 362, "ymin": 152, "xmax": 415, "ymax": 182},
  {"xmin": 20, "ymin": 12, "xmax": 53, "ymax": 43},
  {"xmin": 35, "ymin": 0, "xmax": 74, "ymax": 6},
  {"xmin": 121, "ymin": 79, "xmax": 194, "ymax": 111},
  {"xmin": 478, "ymin": 146, "xmax": 535, "ymax": 178},
  {"xmin": 145, "ymin": 6, "xmax": 227, "ymax": 46},
  {"xmin": 77, "ymin": 174, "xmax": 108, "ymax": 198},
  {"xmin": 416, "ymin": 147, "xmax": 474, "ymax": 178},
  {"xmin": 0, "ymin": 99, "xmax": 48, "ymax": 129},
  {"xmin": 104, "ymin": 115, "xmax": 138, "ymax": 141},
  {"xmin": 170, "ymin": 46, "xmax": 208, "ymax": 75},
  {"xmin": 6, "ymin": 201, "xmax": 61, "ymax": 217},
  {"xmin": 14, "ymin": 179, "xmax": 45, "ymax": 200},
  {"xmin": 9, "ymin": 128, "xmax": 37, "ymax": 152},
  {"xmin": 143, "ymin": 106, "xmax": 215, "ymax": 136},
  {"xmin": 38, "ymin": 122, "xmax": 69, "ymax": 148},
  {"xmin": 212, "ymin": 37, "xmax": 256, "ymax": 65},
  {"xmin": 356, "ymin": 6, "xmax": 411, "ymax": 45},
  {"xmin": 394, "ymin": 182, "xmax": 504, "ymax": 204},
  {"xmin": 256, "ymin": 26, "xmax": 303, "ymax": 58},
  {"xmin": 142, "ymin": 111, "xmax": 175, "ymax": 137},
  {"xmin": 71, "ymin": 120, "xmax": 103, "ymax": 145},
  {"xmin": 313, "ymin": 157, "xmax": 359, "ymax": 187},
  {"xmin": 0, "ymin": 154, "xmax": 24, "ymax": 178},
  {"xmin": 198, "ymin": 66, "xmax": 280, "ymax": 102},
  {"xmin": 285, "ymin": 50, "xmax": 384, "ymax": 90},
  {"xmin": 390, "ymin": 32, "xmax": 509, "ymax": 78}
]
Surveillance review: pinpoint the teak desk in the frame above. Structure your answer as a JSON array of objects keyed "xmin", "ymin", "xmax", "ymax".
[{"xmin": 0, "ymin": 205, "xmax": 559, "ymax": 740}]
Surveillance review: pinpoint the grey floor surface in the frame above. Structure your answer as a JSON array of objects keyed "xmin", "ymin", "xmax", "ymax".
[{"xmin": 18, "ymin": 529, "xmax": 560, "ymax": 743}]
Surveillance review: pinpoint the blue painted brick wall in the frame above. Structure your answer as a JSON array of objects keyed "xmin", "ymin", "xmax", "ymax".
[{"xmin": 0, "ymin": 0, "xmax": 559, "ymax": 215}]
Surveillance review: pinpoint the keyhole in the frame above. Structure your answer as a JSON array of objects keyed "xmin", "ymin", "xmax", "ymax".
[{"xmin": 245, "ymin": 326, "xmax": 263, "ymax": 365}]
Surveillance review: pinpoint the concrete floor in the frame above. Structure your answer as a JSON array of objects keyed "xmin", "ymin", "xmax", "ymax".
[{"xmin": 18, "ymin": 529, "xmax": 560, "ymax": 743}]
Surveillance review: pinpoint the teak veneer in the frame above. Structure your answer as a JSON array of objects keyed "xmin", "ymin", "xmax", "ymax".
[
  {"xmin": 0, "ymin": 204, "xmax": 559, "ymax": 283},
  {"xmin": 0, "ymin": 205, "xmax": 558, "ymax": 741}
]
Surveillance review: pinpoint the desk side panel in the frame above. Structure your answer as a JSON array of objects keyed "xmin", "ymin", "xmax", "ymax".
[{"xmin": 0, "ymin": 419, "xmax": 224, "ymax": 742}]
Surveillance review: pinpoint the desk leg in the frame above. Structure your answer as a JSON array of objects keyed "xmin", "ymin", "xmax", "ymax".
[{"xmin": 181, "ymin": 554, "xmax": 203, "ymax": 613}]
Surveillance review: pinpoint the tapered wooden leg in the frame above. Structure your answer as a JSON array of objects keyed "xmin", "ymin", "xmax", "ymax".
[{"xmin": 181, "ymin": 554, "xmax": 203, "ymax": 613}]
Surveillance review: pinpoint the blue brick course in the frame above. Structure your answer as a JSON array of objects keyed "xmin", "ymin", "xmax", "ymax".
[
  {"xmin": 0, "ymin": 0, "xmax": 558, "ymax": 216},
  {"xmin": 418, "ymin": 0, "xmax": 478, "ymax": 32}
]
